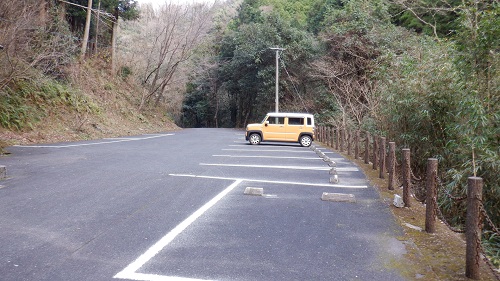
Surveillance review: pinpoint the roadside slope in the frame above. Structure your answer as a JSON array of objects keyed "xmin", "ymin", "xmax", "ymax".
[
  {"xmin": 326, "ymin": 143, "xmax": 499, "ymax": 281},
  {"xmin": 0, "ymin": 60, "xmax": 179, "ymax": 149}
]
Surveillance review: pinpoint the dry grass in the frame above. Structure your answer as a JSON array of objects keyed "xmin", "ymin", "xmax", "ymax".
[
  {"xmin": 333, "ymin": 146, "xmax": 499, "ymax": 280},
  {"xmin": 0, "ymin": 59, "xmax": 179, "ymax": 148}
]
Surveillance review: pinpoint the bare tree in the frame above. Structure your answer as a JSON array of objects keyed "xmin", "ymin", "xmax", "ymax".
[
  {"xmin": 0, "ymin": 0, "xmax": 76, "ymax": 92},
  {"xmin": 119, "ymin": 2, "xmax": 214, "ymax": 111},
  {"xmin": 310, "ymin": 33, "xmax": 380, "ymax": 128},
  {"xmin": 389, "ymin": 0, "xmax": 460, "ymax": 39}
]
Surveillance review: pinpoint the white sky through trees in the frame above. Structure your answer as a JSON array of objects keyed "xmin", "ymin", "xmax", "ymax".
[{"xmin": 136, "ymin": 0, "xmax": 216, "ymax": 7}]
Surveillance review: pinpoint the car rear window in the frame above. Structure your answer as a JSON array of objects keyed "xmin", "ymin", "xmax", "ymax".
[{"xmin": 288, "ymin": 117, "xmax": 304, "ymax": 125}]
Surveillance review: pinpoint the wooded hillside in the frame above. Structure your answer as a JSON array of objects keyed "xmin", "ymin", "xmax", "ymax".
[{"xmin": 0, "ymin": 0, "xmax": 498, "ymax": 268}]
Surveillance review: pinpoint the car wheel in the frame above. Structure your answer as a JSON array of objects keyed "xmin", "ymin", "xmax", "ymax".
[
  {"xmin": 299, "ymin": 135, "xmax": 312, "ymax": 147},
  {"xmin": 249, "ymin": 133, "xmax": 261, "ymax": 145}
]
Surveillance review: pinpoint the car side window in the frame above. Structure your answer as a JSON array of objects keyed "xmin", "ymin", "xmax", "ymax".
[
  {"xmin": 288, "ymin": 117, "xmax": 304, "ymax": 125},
  {"xmin": 307, "ymin": 117, "xmax": 312, "ymax": 126},
  {"xmin": 268, "ymin": 117, "xmax": 285, "ymax": 125}
]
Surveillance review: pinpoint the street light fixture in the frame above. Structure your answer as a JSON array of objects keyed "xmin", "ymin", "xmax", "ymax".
[{"xmin": 270, "ymin": 47, "xmax": 285, "ymax": 113}]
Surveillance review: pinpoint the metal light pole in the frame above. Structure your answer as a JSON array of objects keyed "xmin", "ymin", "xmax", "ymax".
[{"xmin": 270, "ymin": 47, "xmax": 285, "ymax": 113}]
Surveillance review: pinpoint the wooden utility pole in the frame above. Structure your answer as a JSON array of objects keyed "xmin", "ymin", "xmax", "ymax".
[
  {"xmin": 111, "ymin": 6, "xmax": 118, "ymax": 75},
  {"xmin": 95, "ymin": 0, "xmax": 101, "ymax": 54},
  {"xmin": 80, "ymin": 0, "xmax": 93, "ymax": 61}
]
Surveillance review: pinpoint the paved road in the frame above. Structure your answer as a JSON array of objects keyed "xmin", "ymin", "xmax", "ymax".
[{"xmin": 0, "ymin": 128, "xmax": 406, "ymax": 281}]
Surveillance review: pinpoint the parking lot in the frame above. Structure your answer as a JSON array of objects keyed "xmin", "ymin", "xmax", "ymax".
[
  {"xmin": 114, "ymin": 130, "xmax": 405, "ymax": 281},
  {"xmin": 0, "ymin": 129, "xmax": 406, "ymax": 281}
]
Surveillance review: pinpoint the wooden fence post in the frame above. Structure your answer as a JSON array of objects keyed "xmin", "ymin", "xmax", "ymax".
[
  {"xmin": 354, "ymin": 131, "xmax": 360, "ymax": 159},
  {"xmin": 425, "ymin": 158, "xmax": 438, "ymax": 233},
  {"xmin": 347, "ymin": 130, "xmax": 352, "ymax": 156},
  {"xmin": 364, "ymin": 132, "xmax": 370, "ymax": 164},
  {"xmin": 402, "ymin": 149, "xmax": 411, "ymax": 208},
  {"xmin": 335, "ymin": 127, "xmax": 340, "ymax": 150},
  {"xmin": 379, "ymin": 137, "xmax": 386, "ymax": 179},
  {"xmin": 465, "ymin": 177, "xmax": 483, "ymax": 280},
  {"xmin": 340, "ymin": 129, "xmax": 344, "ymax": 152},
  {"xmin": 328, "ymin": 127, "xmax": 333, "ymax": 147},
  {"xmin": 372, "ymin": 136, "xmax": 378, "ymax": 170},
  {"xmin": 326, "ymin": 127, "xmax": 330, "ymax": 147},
  {"xmin": 0, "ymin": 165, "xmax": 6, "ymax": 180},
  {"xmin": 326, "ymin": 127, "xmax": 330, "ymax": 146},
  {"xmin": 388, "ymin": 142, "xmax": 395, "ymax": 190},
  {"xmin": 330, "ymin": 127, "xmax": 334, "ymax": 147}
]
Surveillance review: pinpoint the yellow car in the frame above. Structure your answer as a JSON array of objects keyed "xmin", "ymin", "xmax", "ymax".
[{"xmin": 245, "ymin": 113, "xmax": 315, "ymax": 147}]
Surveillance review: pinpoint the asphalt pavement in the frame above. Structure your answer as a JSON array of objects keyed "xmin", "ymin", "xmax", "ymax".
[{"xmin": 0, "ymin": 128, "xmax": 406, "ymax": 281}]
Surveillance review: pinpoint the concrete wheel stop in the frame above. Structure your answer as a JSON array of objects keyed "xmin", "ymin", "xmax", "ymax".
[
  {"xmin": 244, "ymin": 187, "xmax": 264, "ymax": 196},
  {"xmin": 321, "ymin": 192, "xmax": 356, "ymax": 203}
]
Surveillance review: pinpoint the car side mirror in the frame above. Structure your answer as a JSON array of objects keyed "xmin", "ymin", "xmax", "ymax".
[{"xmin": 265, "ymin": 121, "xmax": 269, "ymax": 127}]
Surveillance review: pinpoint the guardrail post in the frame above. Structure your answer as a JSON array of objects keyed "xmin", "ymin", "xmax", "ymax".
[
  {"xmin": 372, "ymin": 136, "xmax": 378, "ymax": 170},
  {"xmin": 466, "ymin": 177, "xmax": 483, "ymax": 280},
  {"xmin": 402, "ymin": 149, "xmax": 411, "ymax": 208},
  {"xmin": 388, "ymin": 142, "xmax": 395, "ymax": 190},
  {"xmin": 364, "ymin": 132, "xmax": 370, "ymax": 164},
  {"xmin": 379, "ymin": 137, "xmax": 386, "ymax": 179},
  {"xmin": 425, "ymin": 158, "xmax": 438, "ymax": 233}
]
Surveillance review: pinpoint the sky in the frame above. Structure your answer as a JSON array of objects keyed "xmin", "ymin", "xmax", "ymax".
[{"xmin": 136, "ymin": 0, "xmax": 217, "ymax": 7}]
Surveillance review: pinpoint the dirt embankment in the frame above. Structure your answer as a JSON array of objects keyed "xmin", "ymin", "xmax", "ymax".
[{"xmin": 0, "ymin": 61, "xmax": 180, "ymax": 150}]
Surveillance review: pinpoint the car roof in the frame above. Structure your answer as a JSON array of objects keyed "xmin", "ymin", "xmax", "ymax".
[{"xmin": 266, "ymin": 112, "xmax": 314, "ymax": 118}]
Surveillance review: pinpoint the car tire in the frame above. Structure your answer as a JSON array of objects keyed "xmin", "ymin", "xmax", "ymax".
[
  {"xmin": 249, "ymin": 133, "xmax": 261, "ymax": 145},
  {"xmin": 299, "ymin": 135, "xmax": 312, "ymax": 147}
]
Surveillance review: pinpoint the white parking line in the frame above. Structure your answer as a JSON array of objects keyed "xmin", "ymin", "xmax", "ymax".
[
  {"xmin": 213, "ymin": 155, "xmax": 321, "ymax": 160},
  {"xmin": 222, "ymin": 149, "xmax": 313, "ymax": 153},
  {"xmin": 169, "ymin": 174, "xmax": 368, "ymax": 189},
  {"xmin": 114, "ymin": 179, "xmax": 243, "ymax": 281},
  {"xmin": 199, "ymin": 163, "xmax": 359, "ymax": 172},
  {"xmin": 14, "ymin": 134, "xmax": 174, "ymax": 148}
]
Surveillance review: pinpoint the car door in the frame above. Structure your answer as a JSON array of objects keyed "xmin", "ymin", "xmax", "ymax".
[
  {"xmin": 286, "ymin": 117, "xmax": 305, "ymax": 141},
  {"xmin": 262, "ymin": 116, "xmax": 286, "ymax": 141}
]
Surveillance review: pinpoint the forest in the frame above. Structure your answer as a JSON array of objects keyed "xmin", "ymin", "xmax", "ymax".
[{"xmin": 0, "ymin": 0, "xmax": 498, "ymax": 268}]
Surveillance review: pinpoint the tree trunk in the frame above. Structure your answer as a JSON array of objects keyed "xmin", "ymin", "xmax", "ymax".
[
  {"xmin": 111, "ymin": 7, "xmax": 118, "ymax": 76},
  {"xmin": 80, "ymin": 0, "xmax": 93, "ymax": 61}
]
